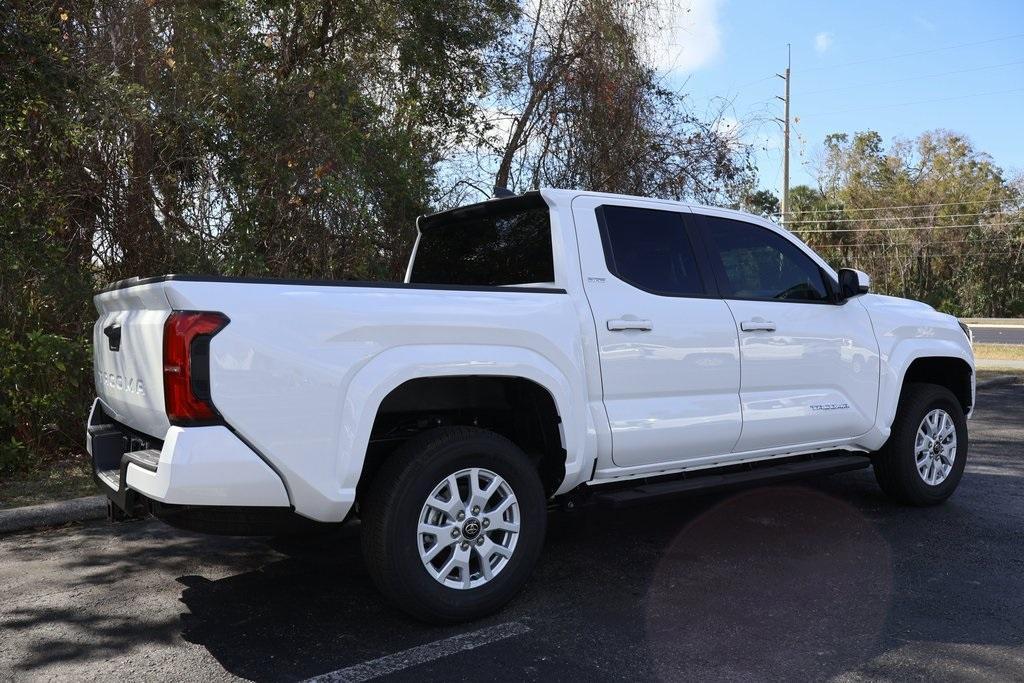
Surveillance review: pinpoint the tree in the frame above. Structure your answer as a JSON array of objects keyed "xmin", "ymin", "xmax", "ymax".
[
  {"xmin": 741, "ymin": 189, "xmax": 779, "ymax": 217},
  {"xmin": 0, "ymin": 0, "xmax": 515, "ymax": 470},
  {"xmin": 463, "ymin": 0, "xmax": 754, "ymax": 205},
  {"xmin": 785, "ymin": 130, "xmax": 1023, "ymax": 316}
]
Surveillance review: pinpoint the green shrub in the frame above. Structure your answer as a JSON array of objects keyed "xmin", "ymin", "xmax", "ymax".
[{"xmin": 0, "ymin": 330, "xmax": 92, "ymax": 475}]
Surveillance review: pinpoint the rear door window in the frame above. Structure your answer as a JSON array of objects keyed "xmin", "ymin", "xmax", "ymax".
[{"xmin": 597, "ymin": 205, "xmax": 706, "ymax": 297}]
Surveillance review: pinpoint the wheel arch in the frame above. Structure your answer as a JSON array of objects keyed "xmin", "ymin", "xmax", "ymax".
[
  {"xmin": 361, "ymin": 375, "xmax": 567, "ymax": 498},
  {"xmin": 879, "ymin": 342, "xmax": 975, "ymax": 437},
  {"xmin": 901, "ymin": 356, "xmax": 974, "ymax": 413},
  {"xmin": 335, "ymin": 344, "xmax": 592, "ymax": 513}
]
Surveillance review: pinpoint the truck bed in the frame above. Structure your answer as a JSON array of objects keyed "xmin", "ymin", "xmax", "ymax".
[{"xmin": 92, "ymin": 275, "xmax": 586, "ymax": 521}]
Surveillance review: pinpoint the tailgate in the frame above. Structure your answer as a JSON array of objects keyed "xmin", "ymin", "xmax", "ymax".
[{"xmin": 93, "ymin": 282, "xmax": 173, "ymax": 438}]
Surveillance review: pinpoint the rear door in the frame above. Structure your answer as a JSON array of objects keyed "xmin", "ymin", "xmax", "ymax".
[
  {"xmin": 92, "ymin": 283, "xmax": 172, "ymax": 438},
  {"xmin": 697, "ymin": 212, "xmax": 879, "ymax": 453},
  {"xmin": 572, "ymin": 195, "xmax": 742, "ymax": 469}
]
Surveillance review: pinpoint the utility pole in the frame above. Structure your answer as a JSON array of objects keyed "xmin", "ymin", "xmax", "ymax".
[{"xmin": 776, "ymin": 44, "xmax": 791, "ymax": 223}]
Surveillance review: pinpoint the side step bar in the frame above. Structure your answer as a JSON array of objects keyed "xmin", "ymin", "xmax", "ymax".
[{"xmin": 590, "ymin": 454, "xmax": 872, "ymax": 509}]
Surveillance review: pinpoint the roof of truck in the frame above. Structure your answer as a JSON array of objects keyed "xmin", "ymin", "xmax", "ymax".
[{"xmin": 419, "ymin": 188, "xmax": 775, "ymax": 232}]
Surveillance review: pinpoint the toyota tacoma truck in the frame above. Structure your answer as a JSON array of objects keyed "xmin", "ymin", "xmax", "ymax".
[{"xmin": 88, "ymin": 189, "xmax": 974, "ymax": 623}]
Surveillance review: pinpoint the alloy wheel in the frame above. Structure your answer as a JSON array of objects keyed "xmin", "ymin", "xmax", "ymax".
[
  {"xmin": 416, "ymin": 467, "xmax": 520, "ymax": 590},
  {"xmin": 915, "ymin": 408, "xmax": 957, "ymax": 486}
]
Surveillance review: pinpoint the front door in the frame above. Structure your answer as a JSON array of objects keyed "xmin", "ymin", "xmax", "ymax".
[
  {"xmin": 572, "ymin": 196, "xmax": 742, "ymax": 469},
  {"xmin": 698, "ymin": 212, "xmax": 880, "ymax": 453}
]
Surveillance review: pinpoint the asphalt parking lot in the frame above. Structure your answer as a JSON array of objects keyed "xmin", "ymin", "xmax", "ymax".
[{"xmin": 2, "ymin": 381, "xmax": 1023, "ymax": 682}]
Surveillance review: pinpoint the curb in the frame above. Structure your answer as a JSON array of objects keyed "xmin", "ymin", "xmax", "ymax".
[
  {"xmin": 0, "ymin": 495, "xmax": 107, "ymax": 535},
  {"xmin": 977, "ymin": 375, "xmax": 1021, "ymax": 390}
]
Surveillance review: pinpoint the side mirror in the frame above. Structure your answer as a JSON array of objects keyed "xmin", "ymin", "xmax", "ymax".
[{"xmin": 838, "ymin": 268, "xmax": 870, "ymax": 299}]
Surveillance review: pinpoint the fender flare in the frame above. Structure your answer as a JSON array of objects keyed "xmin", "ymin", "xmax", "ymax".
[
  {"xmin": 333, "ymin": 344, "xmax": 594, "ymax": 513},
  {"xmin": 877, "ymin": 339, "xmax": 975, "ymax": 437}
]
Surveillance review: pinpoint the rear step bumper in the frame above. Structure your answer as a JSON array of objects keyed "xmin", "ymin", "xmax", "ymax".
[
  {"xmin": 86, "ymin": 399, "xmax": 291, "ymax": 517},
  {"xmin": 88, "ymin": 414, "xmax": 162, "ymax": 517},
  {"xmin": 93, "ymin": 448, "xmax": 160, "ymax": 516},
  {"xmin": 590, "ymin": 453, "xmax": 872, "ymax": 508}
]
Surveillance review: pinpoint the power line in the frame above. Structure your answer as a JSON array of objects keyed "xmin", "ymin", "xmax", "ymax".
[
  {"xmin": 731, "ymin": 38, "xmax": 1024, "ymax": 90},
  {"xmin": 836, "ymin": 250, "xmax": 1024, "ymax": 257},
  {"xmin": 734, "ymin": 74, "xmax": 778, "ymax": 90},
  {"xmin": 792, "ymin": 221, "xmax": 1019, "ymax": 234},
  {"xmin": 799, "ymin": 87, "xmax": 1024, "ymax": 118},
  {"xmin": 802, "ymin": 59, "xmax": 1024, "ymax": 95},
  {"xmin": 779, "ymin": 201, "xmax": 1018, "ymax": 217},
  {"xmin": 784, "ymin": 210, "xmax": 1012, "ymax": 225},
  {"xmin": 814, "ymin": 237, "xmax": 1024, "ymax": 248},
  {"xmin": 777, "ymin": 199, "xmax": 1019, "ymax": 216},
  {"xmin": 836, "ymin": 253, "xmax": 1021, "ymax": 259},
  {"xmin": 799, "ymin": 32, "xmax": 1024, "ymax": 73}
]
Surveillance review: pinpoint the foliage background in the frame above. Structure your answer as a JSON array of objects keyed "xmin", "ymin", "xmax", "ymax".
[
  {"xmin": 2, "ymin": 0, "xmax": 519, "ymax": 472},
  {"xmin": 785, "ymin": 131, "xmax": 1023, "ymax": 317},
  {"xmin": 1, "ymin": 0, "xmax": 1021, "ymax": 476}
]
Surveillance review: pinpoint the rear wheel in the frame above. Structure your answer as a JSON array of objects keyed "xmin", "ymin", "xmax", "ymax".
[
  {"xmin": 361, "ymin": 427, "xmax": 547, "ymax": 623},
  {"xmin": 873, "ymin": 383, "xmax": 968, "ymax": 505}
]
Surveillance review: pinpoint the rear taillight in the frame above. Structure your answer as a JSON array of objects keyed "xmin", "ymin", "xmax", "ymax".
[{"xmin": 163, "ymin": 311, "xmax": 229, "ymax": 424}]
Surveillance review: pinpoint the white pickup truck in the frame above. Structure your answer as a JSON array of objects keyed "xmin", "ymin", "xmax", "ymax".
[{"xmin": 88, "ymin": 189, "xmax": 974, "ymax": 622}]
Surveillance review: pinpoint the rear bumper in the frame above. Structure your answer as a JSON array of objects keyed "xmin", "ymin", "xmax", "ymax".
[{"xmin": 87, "ymin": 399, "xmax": 290, "ymax": 514}]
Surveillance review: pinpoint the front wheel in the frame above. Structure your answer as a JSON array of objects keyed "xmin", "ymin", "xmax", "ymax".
[
  {"xmin": 361, "ymin": 427, "xmax": 547, "ymax": 623},
  {"xmin": 873, "ymin": 383, "xmax": 968, "ymax": 505}
]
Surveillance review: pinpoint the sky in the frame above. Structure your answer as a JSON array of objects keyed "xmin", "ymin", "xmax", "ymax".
[{"xmin": 651, "ymin": 0, "xmax": 1024, "ymax": 197}]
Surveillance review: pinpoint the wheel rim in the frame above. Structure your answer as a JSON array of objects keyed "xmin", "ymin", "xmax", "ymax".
[
  {"xmin": 915, "ymin": 408, "xmax": 957, "ymax": 486},
  {"xmin": 416, "ymin": 467, "xmax": 520, "ymax": 590}
]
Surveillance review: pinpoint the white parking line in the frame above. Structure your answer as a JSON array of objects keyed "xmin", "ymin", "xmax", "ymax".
[
  {"xmin": 969, "ymin": 324, "xmax": 1024, "ymax": 329},
  {"xmin": 303, "ymin": 621, "xmax": 532, "ymax": 682}
]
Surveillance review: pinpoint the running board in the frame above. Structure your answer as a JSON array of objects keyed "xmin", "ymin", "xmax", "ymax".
[{"xmin": 590, "ymin": 454, "xmax": 872, "ymax": 508}]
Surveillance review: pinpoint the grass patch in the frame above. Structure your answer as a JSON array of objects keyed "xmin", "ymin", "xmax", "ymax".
[
  {"xmin": 0, "ymin": 454, "xmax": 96, "ymax": 510},
  {"xmin": 973, "ymin": 343, "xmax": 1024, "ymax": 361},
  {"xmin": 962, "ymin": 318, "xmax": 1024, "ymax": 326}
]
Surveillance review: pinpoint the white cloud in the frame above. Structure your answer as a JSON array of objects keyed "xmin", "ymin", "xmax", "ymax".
[
  {"xmin": 814, "ymin": 31, "xmax": 833, "ymax": 53},
  {"xmin": 913, "ymin": 15, "xmax": 937, "ymax": 32},
  {"xmin": 650, "ymin": 0, "xmax": 724, "ymax": 74}
]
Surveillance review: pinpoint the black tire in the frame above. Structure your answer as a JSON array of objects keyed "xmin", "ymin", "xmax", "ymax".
[
  {"xmin": 873, "ymin": 383, "xmax": 968, "ymax": 505},
  {"xmin": 360, "ymin": 426, "xmax": 547, "ymax": 623}
]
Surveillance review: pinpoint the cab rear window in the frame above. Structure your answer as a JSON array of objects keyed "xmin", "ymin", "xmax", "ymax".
[{"xmin": 410, "ymin": 195, "xmax": 554, "ymax": 287}]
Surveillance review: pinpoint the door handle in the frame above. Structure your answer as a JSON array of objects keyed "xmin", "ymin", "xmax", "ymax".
[
  {"xmin": 740, "ymin": 320, "xmax": 776, "ymax": 332},
  {"xmin": 607, "ymin": 319, "xmax": 653, "ymax": 331}
]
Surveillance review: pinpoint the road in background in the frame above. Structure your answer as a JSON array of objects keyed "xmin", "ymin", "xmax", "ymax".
[
  {"xmin": 966, "ymin": 323, "xmax": 1024, "ymax": 345},
  {"xmin": 2, "ymin": 382, "xmax": 1024, "ymax": 681}
]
